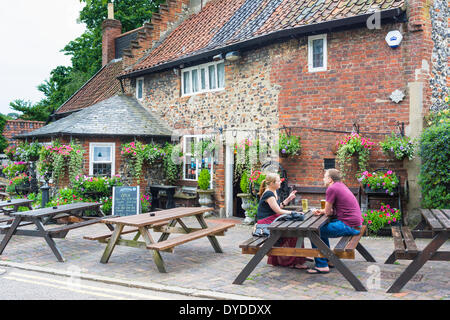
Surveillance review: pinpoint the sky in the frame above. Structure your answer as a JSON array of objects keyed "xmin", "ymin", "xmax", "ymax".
[{"xmin": 0, "ymin": 0, "xmax": 86, "ymax": 115}]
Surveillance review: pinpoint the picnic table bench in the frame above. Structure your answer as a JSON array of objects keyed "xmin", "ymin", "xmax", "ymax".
[
  {"xmin": 0, "ymin": 198, "xmax": 33, "ymax": 215},
  {"xmin": 234, "ymin": 210, "xmax": 375, "ymax": 291},
  {"xmin": 385, "ymin": 208, "xmax": 449, "ymax": 293},
  {"xmin": 85, "ymin": 207, "xmax": 235, "ymax": 273},
  {"xmin": 0, "ymin": 202, "xmax": 105, "ymax": 262}
]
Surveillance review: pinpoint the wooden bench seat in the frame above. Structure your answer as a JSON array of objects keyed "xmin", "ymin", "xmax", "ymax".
[
  {"xmin": 240, "ymin": 225, "xmax": 368, "ymax": 260},
  {"xmin": 0, "ymin": 215, "xmax": 13, "ymax": 224},
  {"xmin": 83, "ymin": 221, "xmax": 169, "ymax": 241},
  {"xmin": 385, "ymin": 226, "xmax": 420, "ymax": 263},
  {"xmin": 147, "ymin": 222, "xmax": 235, "ymax": 252},
  {"xmin": 0, "ymin": 221, "xmax": 34, "ymax": 233},
  {"xmin": 47, "ymin": 218, "xmax": 102, "ymax": 235}
]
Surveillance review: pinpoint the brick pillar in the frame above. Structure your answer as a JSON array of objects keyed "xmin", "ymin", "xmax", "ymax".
[{"xmin": 102, "ymin": 19, "xmax": 122, "ymax": 66}]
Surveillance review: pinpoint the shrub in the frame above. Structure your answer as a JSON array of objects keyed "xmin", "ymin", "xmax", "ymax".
[
  {"xmin": 6, "ymin": 173, "xmax": 31, "ymax": 193},
  {"xmin": 363, "ymin": 203, "xmax": 401, "ymax": 234},
  {"xmin": 418, "ymin": 121, "xmax": 450, "ymax": 208},
  {"xmin": 198, "ymin": 169, "xmax": 211, "ymax": 190},
  {"xmin": 240, "ymin": 171, "xmax": 250, "ymax": 193}
]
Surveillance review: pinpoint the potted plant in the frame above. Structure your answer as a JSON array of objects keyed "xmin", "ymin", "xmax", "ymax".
[
  {"xmin": 362, "ymin": 203, "xmax": 401, "ymax": 236},
  {"xmin": 357, "ymin": 170, "xmax": 400, "ymax": 196},
  {"xmin": 380, "ymin": 132, "xmax": 416, "ymax": 161},
  {"xmin": 278, "ymin": 133, "xmax": 301, "ymax": 158},
  {"xmin": 197, "ymin": 168, "xmax": 214, "ymax": 217},
  {"xmin": 336, "ymin": 132, "xmax": 374, "ymax": 178},
  {"xmin": 237, "ymin": 171, "xmax": 255, "ymax": 225}
]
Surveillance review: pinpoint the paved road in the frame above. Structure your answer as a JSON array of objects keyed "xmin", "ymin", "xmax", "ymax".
[{"xmin": 0, "ymin": 267, "xmax": 208, "ymax": 300}]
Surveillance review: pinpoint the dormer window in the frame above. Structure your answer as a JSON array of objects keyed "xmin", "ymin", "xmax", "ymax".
[
  {"xmin": 136, "ymin": 77, "xmax": 144, "ymax": 100},
  {"xmin": 181, "ymin": 61, "xmax": 225, "ymax": 96}
]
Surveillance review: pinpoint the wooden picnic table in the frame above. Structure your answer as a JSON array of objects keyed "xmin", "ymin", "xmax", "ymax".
[
  {"xmin": 233, "ymin": 210, "xmax": 376, "ymax": 291},
  {"xmin": 385, "ymin": 208, "xmax": 449, "ymax": 293},
  {"xmin": 87, "ymin": 207, "xmax": 235, "ymax": 273},
  {"xmin": 0, "ymin": 202, "xmax": 105, "ymax": 262},
  {"xmin": 0, "ymin": 198, "xmax": 33, "ymax": 214}
]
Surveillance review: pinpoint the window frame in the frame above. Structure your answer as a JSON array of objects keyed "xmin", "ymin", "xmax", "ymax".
[
  {"xmin": 89, "ymin": 142, "xmax": 115, "ymax": 177},
  {"xmin": 181, "ymin": 60, "xmax": 225, "ymax": 96},
  {"xmin": 308, "ymin": 34, "xmax": 327, "ymax": 72},
  {"xmin": 182, "ymin": 135, "xmax": 214, "ymax": 188},
  {"xmin": 136, "ymin": 77, "xmax": 144, "ymax": 100}
]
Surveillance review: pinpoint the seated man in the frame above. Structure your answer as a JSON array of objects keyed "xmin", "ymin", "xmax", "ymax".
[{"xmin": 307, "ymin": 168, "xmax": 362, "ymax": 274}]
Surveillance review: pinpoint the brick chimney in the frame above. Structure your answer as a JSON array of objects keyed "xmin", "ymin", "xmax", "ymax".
[
  {"xmin": 102, "ymin": 3, "xmax": 122, "ymax": 66},
  {"xmin": 407, "ymin": 0, "xmax": 431, "ymax": 32}
]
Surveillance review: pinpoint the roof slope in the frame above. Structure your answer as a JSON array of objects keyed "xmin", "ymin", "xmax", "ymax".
[
  {"xmin": 56, "ymin": 59, "xmax": 123, "ymax": 115},
  {"xmin": 17, "ymin": 95, "xmax": 173, "ymax": 138},
  {"xmin": 124, "ymin": 0, "xmax": 405, "ymax": 75}
]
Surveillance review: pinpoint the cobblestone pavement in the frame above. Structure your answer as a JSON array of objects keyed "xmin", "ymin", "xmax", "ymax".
[{"xmin": 0, "ymin": 216, "xmax": 448, "ymax": 300}]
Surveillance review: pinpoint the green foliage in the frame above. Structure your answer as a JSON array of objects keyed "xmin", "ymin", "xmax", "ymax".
[
  {"xmin": 418, "ymin": 120, "xmax": 450, "ymax": 208},
  {"xmin": 37, "ymin": 141, "xmax": 85, "ymax": 185},
  {"xmin": 2, "ymin": 161, "xmax": 28, "ymax": 179},
  {"xmin": 9, "ymin": 99, "xmax": 52, "ymax": 122},
  {"xmin": 363, "ymin": 203, "xmax": 401, "ymax": 234},
  {"xmin": 6, "ymin": 173, "xmax": 31, "ymax": 193},
  {"xmin": 425, "ymin": 108, "xmax": 450, "ymax": 127},
  {"xmin": 198, "ymin": 169, "xmax": 211, "ymax": 190},
  {"xmin": 15, "ymin": 142, "xmax": 42, "ymax": 161},
  {"xmin": 121, "ymin": 141, "xmax": 147, "ymax": 183},
  {"xmin": 72, "ymin": 175, "xmax": 123, "ymax": 196},
  {"xmin": 380, "ymin": 132, "xmax": 416, "ymax": 160},
  {"xmin": 162, "ymin": 143, "xmax": 182, "ymax": 185},
  {"xmin": 245, "ymin": 198, "xmax": 259, "ymax": 219},
  {"xmin": 0, "ymin": 114, "xmax": 8, "ymax": 153},
  {"xmin": 240, "ymin": 170, "xmax": 250, "ymax": 193},
  {"xmin": 336, "ymin": 132, "xmax": 374, "ymax": 178},
  {"xmin": 278, "ymin": 133, "xmax": 301, "ymax": 157}
]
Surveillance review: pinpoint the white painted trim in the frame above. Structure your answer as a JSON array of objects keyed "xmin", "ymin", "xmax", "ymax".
[
  {"xmin": 308, "ymin": 34, "xmax": 327, "ymax": 72},
  {"xmin": 136, "ymin": 77, "xmax": 144, "ymax": 100},
  {"xmin": 182, "ymin": 135, "xmax": 214, "ymax": 188},
  {"xmin": 181, "ymin": 60, "xmax": 225, "ymax": 96},
  {"xmin": 89, "ymin": 142, "xmax": 115, "ymax": 177}
]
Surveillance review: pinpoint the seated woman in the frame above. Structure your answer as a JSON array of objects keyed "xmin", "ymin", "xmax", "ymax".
[{"xmin": 256, "ymin": 172, "xmax": 307, "ymax": 270}]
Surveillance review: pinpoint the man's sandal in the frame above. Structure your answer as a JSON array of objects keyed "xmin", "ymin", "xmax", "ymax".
[{"xmin": 307, "ymin": 267, "xmax": 330, "ymax": 274}]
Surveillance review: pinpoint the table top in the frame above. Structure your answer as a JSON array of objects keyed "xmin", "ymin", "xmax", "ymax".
[
  {"xmin": 268, "ymin": 211, "xmax": 329, "ymax": 232},
  {"xmin": 101, "ymin": 207, "xmax": 213, "ymax": 228},
  {"xmin": 420, "ymin": 209, "xmax": 450, "ymax": 232},
  {"xmin": 9, "ymin": 202, "xmax": 101, "ymax": 218},
  {"xmin": 0, "ymin": 198, "xmax": 34, "ymax": 208}
]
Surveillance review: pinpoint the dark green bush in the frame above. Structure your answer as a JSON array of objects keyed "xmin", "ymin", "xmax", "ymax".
[{"xmin": 418, "ymin": 121, "xmax": 450, "ymax": 208}]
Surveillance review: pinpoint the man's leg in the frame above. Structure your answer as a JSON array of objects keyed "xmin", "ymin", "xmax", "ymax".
[{"xmin": 310, "ymin": 220, "xmax": 360, "ymax": 270}]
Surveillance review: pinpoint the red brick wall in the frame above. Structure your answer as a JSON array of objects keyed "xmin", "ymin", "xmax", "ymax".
[{"xmin": 3, "ymin": 120, "xmax": 45, "ymax": 146}]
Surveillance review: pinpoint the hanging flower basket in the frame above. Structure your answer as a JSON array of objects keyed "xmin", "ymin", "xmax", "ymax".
[{"xmin": 278, "ymin": 133, "xmax": 301, "ymax": 158}]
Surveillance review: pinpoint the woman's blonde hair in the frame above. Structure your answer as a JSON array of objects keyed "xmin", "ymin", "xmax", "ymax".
[{"xmin": 258, "ymin": 172, "xmax": 280, "ymax": 198}]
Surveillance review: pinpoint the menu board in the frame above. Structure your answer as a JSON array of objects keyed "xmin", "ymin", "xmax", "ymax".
[{"xmin": 112, "ymin": 186, "xmax": 140, "ymax": 216}]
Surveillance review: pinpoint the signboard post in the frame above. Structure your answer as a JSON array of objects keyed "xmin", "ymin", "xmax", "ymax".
[{"xmin": 112, "ymin": 186, "xmax": 140, "ymax": 216}]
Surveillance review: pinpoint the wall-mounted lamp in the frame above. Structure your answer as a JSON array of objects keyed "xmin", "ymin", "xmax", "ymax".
[
  {"xmin": 213, "ymin": 53, "xmax": 223, "ymax": 61},
  {"xmin": 225, "ymin": 51, "xmax": 241, "ymax": 62},
  {"xmin": 173, "ymin": 68, "xmax": 179, "ymax": 76}
]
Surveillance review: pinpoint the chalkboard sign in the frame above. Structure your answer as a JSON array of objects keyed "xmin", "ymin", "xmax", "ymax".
[{"xmin": 112, "ymin": 186, "xmax": 140, "ymax": 216}]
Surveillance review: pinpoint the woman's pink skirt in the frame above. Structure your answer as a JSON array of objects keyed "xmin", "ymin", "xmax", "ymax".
[{"xmin": 257, "ymin": 214, "xmax": 306, "ymax": 267}]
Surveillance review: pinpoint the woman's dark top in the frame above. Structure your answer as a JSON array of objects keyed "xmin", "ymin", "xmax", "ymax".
[{"xmin": 256, "ymin": 190, "xmax": 281, "ymax": 221}]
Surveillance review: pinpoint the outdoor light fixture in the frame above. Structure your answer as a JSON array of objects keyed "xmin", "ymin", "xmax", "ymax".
[
  {"xmin": 213, "ymin": 53, "xmax": 223, "ymax": 61},
  {"xmin": 225, "ymin": 51, "xmax": 241, "ymax": 61}
]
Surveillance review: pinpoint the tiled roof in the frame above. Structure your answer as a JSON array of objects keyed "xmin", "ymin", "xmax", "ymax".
[
  {"xmin": 56, "ymin": 59, "xmax": 123, "ymax": 115},
  {"xmin": 17, "ymin": 95, "xmax": 174, "ymax": 138},
  {"xmin": 124, "ymin": 0, "xmax": 405, "ymax": 75}
]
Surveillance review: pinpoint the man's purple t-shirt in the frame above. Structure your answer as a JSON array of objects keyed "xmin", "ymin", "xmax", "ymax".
[{"xmin": 326, "ymin": 182, "xmax": 363, "ymax": 228}]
